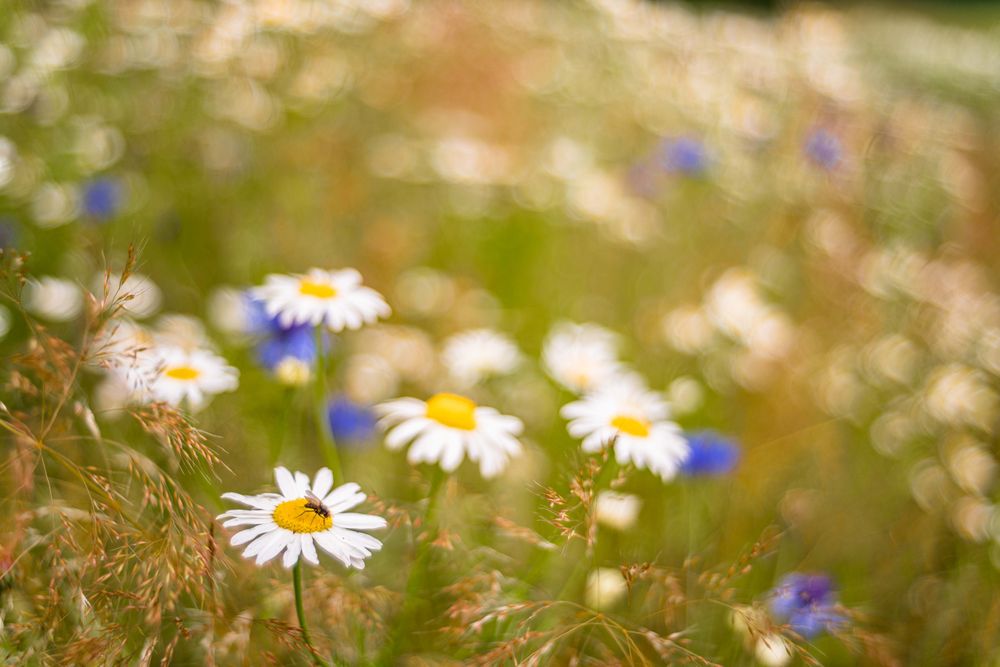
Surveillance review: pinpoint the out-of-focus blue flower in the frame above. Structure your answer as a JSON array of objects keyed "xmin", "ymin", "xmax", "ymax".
[
  {"xmin": 660, "ymin": 137, "xmax": 710, "ymax": 176},
  {"xmin": 804, "ymin": 128, "xmax": 841, "ymax": 170},
  {"xmin": 327, "ymin": 396, "xmax": 377, "ymax": 445},
  {"xmin": 245, "ymin": 296, "xmax": 325, "ymax": 370},
  {"xmin": 680, "ymin": 430, "xmax": 741, "ymax": 476},
  {"xmin": 81, "ymin": 178, "xmax": 123, "ymax": 220},
  {"xmin": 769, "ymin": 573, "xmax": 845, "ymax": 638}
]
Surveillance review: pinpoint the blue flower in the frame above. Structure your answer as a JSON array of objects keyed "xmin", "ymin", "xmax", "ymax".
[
  {"xmin": 81, "ymin": 178, "xmax": 122, "ymax": 220},
  {"xmin": 660, "ymin": 137, "xmax": 710, "ymax": 176},
  {"xmin": 769, "ymin": 573, "xmax": 845, "ymax": 638},
  {"xmin": 245, "ymin": 296, "xmax": 325, "ymax": 371},
  {"xmin": 680, "ymin": 430, "xmax": 741, "ymax": 477},
  {"xmin": 327, "ymin": 396, "xmax": 377, "ymax": 445},
  {"xmin": 804, "ymin": 128, "xmax": 841, "ymax": 170}
]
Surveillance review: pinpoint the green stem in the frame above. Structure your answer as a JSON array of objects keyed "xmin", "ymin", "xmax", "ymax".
[
  {"xmin": 313, "ymin": 326, "xmax": 343, "ymax": 481},
  {"xmin": 379, "ymin": 467, "xmax": 447, "ymax": 664},
  {"xmin": 293, "ymin": 561, "xmax": 326, "ymax": 667}
]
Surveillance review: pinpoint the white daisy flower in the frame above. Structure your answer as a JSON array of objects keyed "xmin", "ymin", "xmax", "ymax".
[
  {"xmin": 542, "ymin": 321, "xmax": 625, "ymax": 394},
  {"xmin": 376, "ymin": 392, "xmax": 524, "ymax": 478},
  {"xmin": 441, "ymin": 328, "xmax": 521, "ymax": 387},
  {"xmin": 560, "ymin": 380, "xmax": 689, "ymax": 482},
  {"xmin": 251, "ymin": 268, "xmax": 390, "ymax": 331},
  {"xmin": 218, "ymin": 467, "xmax": 386, "ymax": 569},
  {"xmin": 145, "ymin": 345, "xmax": 239, "ymax": 411},
  {"xmin": 23, "ymin": 276, "xmax": 83, "ymax": 322},
  {"xmin": 95, "ymin": 271, "xmax": 162, "ymax": 319}
]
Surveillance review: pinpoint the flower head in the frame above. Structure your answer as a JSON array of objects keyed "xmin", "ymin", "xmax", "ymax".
[
  {"xmin": 660, "ymin": 137, "xmax": 709, "ymax": 176},
  {"xmin": 561, "ymin": 378, "xmax": 689, "ymax": 481},
  {"xmin": 245, "ymin": 296, "xmax": 323, "ymax": 371},
  {"xmin": 377, "ymin": 393, "xmax": 524, "ymax": 478},
  {"xmin": 441, "ymin": 328, "xmax": 521, "ymax": 387},
  {"xmin": 542, "ymin": 322, "xmax": 624, "ymax": 394},
  {"xmin": 251, "ymin": 268, "xmax": 390, "ymax": 331},
  {"xmin": 804, "ymin": 128, "xmax": 841, "ymax": 170},
  {"xmin": 327, "ymin": 396, "xmax": 378, "ymax": 445},
  {"xmin": 680, "ymin": 430, "xmax": 741, "ymax": 477},
  {"xmin": 769, "ymin": 572, "xmax": 845, "ymax": 638},
  {"xmin": 218, "ymin": 467, "xmax": 386, "ymax": 569},
  {"xmin": 145, "ymin": 345, "xmax": 239, "ymax": 411},
  {"xmin": 81, "ymin": 177, "xmax": 122, "ymax": 220}
]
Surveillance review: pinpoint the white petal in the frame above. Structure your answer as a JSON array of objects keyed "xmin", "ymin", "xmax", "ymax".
[
  {"xmin": 274, "ymin": 467, "xmax": 298, "ymax": 498},
  {"xmin": 312, "ymin": 531, "xmax": 351, "ymax": 567},
  {"xmin": 282, "ymin": 536, "xmax": 302, "ymax": 568},
  {"xmin": 255, "ymin": 529, "xmax": 293, "ymax": 565},
  {"xmin": 300, "ymin": 534, "xmax": 319, "ymax": 565},
  {"xmin": 333, "ymin": 513, "xmax": 387, "ymax": 530},
  {"xmin": 311, "ymin": 467, "xmax": 334, "ymax": 499},
  {"xmin": 323, "ymin": 482, "xmax": 362, "ymax": 508},
  {"xmin": 221, "ymin": 492, "xmax": 280, "ymax": 510},
  {"xmin": 232, "ymin": 522, "xmax": 277, "ymax": 546}
]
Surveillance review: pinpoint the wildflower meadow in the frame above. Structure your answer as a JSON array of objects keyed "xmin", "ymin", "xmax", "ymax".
[{"xmin": 2, "ymin": 0, "xmax": 1000, "ymax": 665}]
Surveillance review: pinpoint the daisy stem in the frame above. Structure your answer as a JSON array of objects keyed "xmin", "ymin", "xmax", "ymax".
[
  {"xmin": 380, "ymin": 467, "xmax": 447, "ymax": 664},
  {"xmin": 292, "ymin": 561, "xmax": 326, "ymax": 667},
  {"xmin": 313, "ymin": 326, "xmax": 343, "ymax": 482}
]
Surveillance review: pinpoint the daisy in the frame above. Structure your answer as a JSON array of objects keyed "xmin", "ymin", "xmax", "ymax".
[
  {"xmin": 251, "ymin": 268, "xmax": 390, "ymax": 331},
  {"xmin": 560, "ymin": 379, "xmax": 689, "ymax": 481},
  {"xmin": 218, "ymin": 466, "xmax": 386, "ymax": 569},
  {"xmin": 145, "ymin": 344, "xmax": 239, "ymax": 411},
  {"xmin": 376, "ymin": 393, "xmax": 524, "ymax": 478},
  {"xmin": 23, "ymin": 276, "xmax": 83, "ymax": 322},
  {"xmin": 542, "ymin": 322, "xmax": 625, "ymax": 393},
  {"xmin": 441, "ymin": 328, "xmax": 521, "ymax": 387}
]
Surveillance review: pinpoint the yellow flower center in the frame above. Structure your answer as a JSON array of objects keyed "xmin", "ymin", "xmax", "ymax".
[
  {"xmin": 426, "ymin": 392, "xmax": 477, "ymax": 430},
  {"xmin": 272, "ymin": 498, "xmax": 333, "ymax": 533},
  {"xmin": 298, "ymin": 279, "xmax": 338, "ymax": 299},
  {"xmin": 611, "ymin": 415, "xmax": 650, "ymax": 438},
  {"xmin": 164, "ymin": 365, "xmax": 200, "ymax": 381}
]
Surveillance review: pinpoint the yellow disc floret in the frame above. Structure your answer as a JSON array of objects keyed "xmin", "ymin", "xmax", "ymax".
[
  {"xmin": 165, "ymin": 366, "xmax": 201, "ymax": 381},
  {"xmin": 426, "ymin": 392, "xmax": 477, "ymax": 430},
  {"xmin": 298, "ymin": 279, "xmax": 338, "ymax": 299},
  {"xmin": 611, "ymin": 415, "xmax": 650, "ymax": 438},
  {"xmin": 272, "ymin": 498, "xmax": 333, "ymax": 533}
]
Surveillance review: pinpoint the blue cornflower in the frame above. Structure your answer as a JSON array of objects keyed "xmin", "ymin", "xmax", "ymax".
[
  {"xmin": 660, "ymin": 137, "xmax": 710, "ymax": 176},
  {"xmin": 245, "ymin": 296, "xmax": 325, "ymax": 371},
  {"xmin": 769, "ymin": 573, "xmax": 845, "ymax": 638},
  {"xmin": 804, "ymin": 128, "xmax": 841, "ymax": 170},
  {"xmin": 81, "ymin": 178, "xmax": 123, "ymax": 220},
  {"xmin": 327, "ymin": 396, "xmax": 378, "ymax": 445},
  {"xmin": 680, "ymin": 430, "xmax": 741, "ymax": 477}
]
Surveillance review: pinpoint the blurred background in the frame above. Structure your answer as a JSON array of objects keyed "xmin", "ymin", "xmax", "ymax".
[{"xmin": 1, "ymin": 0, "xmax": 1000, "ymax": 664}]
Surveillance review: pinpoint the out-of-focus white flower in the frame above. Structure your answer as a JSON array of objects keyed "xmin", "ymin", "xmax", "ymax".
[
  {"xmin": 584, "ymin": 568, "xmax": 627, "ymax": 611},
  {"xmin": 153, "ymin": 314, "xmax": 213, "ymax": 350},
  {"xmin": 441, "ymin": 328, "xmax": 520, "ymax": 387},
  {"xmin": 951, "ymin": 496, "xmax": 993, "ymax": 543},
  {"xmin": 666, "ymin": 376, "xmax": 704, "ymax": 415},
  {"xmin": 251, "ymin": 267, "xmax": 389, "ymax": 330},
  {"xmin": 24, "ymin": 276, "xmax": 83, "ymax": 321},
  {"xmin": 274, "ymin": 357, "xmax": 312, "ymax": 386},
  {"xmin": 542, "ymin": 321, "xmax": 624, "ymax": 394},
  {"xmin": 145, "ymin": 345, "xmax": 239, "ymax": 411},
  {"xmin": 344, "ymin": 353, "xmax": 399, "ymax": 404},
  {"xmin": 0, "ymin": 304, "xmax": 10, "ymax": 339},
  {"xmin": 207, "ymin": 286, "xmax": 252, "ymax": 335},
  {"xmin": 595, "ymin": 491, "xmax": 641, "ymax": 531},
  {"xmin": 218, "ymin": 466, "xmax": 386, "ymax": 569},
  {"xmin": 925, "ymin": 364, "xmax": 999, "ymax": 431},
  {"xmin": 561, "ymin": 379, "xmax": 689, "ymax": 482},
  {"xmin": 754, "ymin": 634, "xmax": 793, "ymax": 667},
  {"xmin": 377, "ymin": 393, "xmax": 524, "ymax": 478},
  {"xmin": 98, "ymin": 272, "xmax": 162, "ymax": 319}
]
